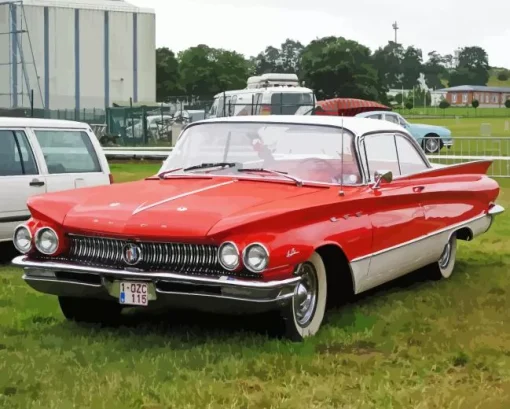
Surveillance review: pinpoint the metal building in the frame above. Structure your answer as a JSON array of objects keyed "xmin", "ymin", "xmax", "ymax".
[{"xmin": 0, "ymin": 0, "xmax": 156, "ymax": 111}]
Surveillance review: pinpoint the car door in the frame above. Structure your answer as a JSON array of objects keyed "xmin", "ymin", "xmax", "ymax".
[
  {"xmin": 0, "ymin": 129, "xmax": 46, "ymax": 241},
  {"xmin": 29, "ymin": 127, "xmax": 110, "ymax": 192},
  {"xmin": 357, "ymin": 132, "xmax": 430, "ymax": 291}
]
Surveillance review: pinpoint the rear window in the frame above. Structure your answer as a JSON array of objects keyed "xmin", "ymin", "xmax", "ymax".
[
  {"xmin": 270, "ymin": 92, "xmax": 313, "ymax": 115},
  {"xmin": 34, "ymin": 129, "xmax": 102, "ymax": 174}
]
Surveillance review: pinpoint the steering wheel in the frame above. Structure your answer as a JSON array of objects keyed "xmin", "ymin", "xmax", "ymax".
[
  {"xmin": 299, "ymin": 157, "xmax": 338, "ymax": 173},
  {"xmin": 298, "ymin": 157, "xmax": 357, "ymax": 183}
]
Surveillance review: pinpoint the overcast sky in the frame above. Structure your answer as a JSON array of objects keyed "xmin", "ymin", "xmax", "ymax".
[{"xmin": 129, "ymin": 0, "xmax": 510, "ymax": 68}]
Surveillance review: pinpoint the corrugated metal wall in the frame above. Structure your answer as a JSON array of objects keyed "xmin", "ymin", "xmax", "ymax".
[
  {"xmin": 136, "ymin": 12, "xmax": 156, "ymax": 103},
  {"xmin": 0, "ymin": 5, "xmax": 11, "ymax": 108},
  {"xmin": 0, "ymin": 2, "xmax": 156, "ymax": 111}
]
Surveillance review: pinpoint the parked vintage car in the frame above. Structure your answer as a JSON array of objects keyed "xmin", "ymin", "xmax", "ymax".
[
  {"xmin": 355, "ymin": 110, "xmax": 453, "ymax": 154},
  {"xmin": 11, "ymin": 115, "xmax": 503, "ymax": 341},
  {"xmin": 0, "ymin": 117, "xmax": 112, "ymax": 244}
]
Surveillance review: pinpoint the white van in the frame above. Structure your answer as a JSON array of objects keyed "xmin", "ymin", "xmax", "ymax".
[
  {"xmin": 208, "ymin": 73, "xmax": 316, "ymax": 118},
  {"xmin": 0, "ymin": 117, "xmax": 112, "ymax": 242}
]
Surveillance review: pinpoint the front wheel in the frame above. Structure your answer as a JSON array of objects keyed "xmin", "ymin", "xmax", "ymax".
[
  {"xmin": 430, "ymin": 235, "xmax": 457, "ymax": 280},
  {"xmin": 280, "ymin": 252, "xmax": 327, "ymax": 341},
  {"xmin": 422, "ymin": 135, "xmax": 442, "ymax": 154},
  {"xmin": 58, "ymin": 296, "xmax": 123, "ymax": 325}
]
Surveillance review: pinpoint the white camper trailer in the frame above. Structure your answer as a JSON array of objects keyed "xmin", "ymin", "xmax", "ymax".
[{"xmin": 208, "ymin": 73, "xmax": 315, "ymax": 118}]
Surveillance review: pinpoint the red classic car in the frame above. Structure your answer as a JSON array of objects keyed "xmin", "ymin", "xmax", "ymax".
[{"xmin": 11, "ymin": 115, "xmax": 504, "ymax": 341}]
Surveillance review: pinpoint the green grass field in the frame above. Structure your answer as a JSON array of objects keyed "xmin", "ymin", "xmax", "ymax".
[
  {"xmin": 0, "ymin": 164, "xmax": 509, "ymax": 408},
  {"xmin": 109, "ymin": 162, "xmax": 162, "ymax": 183},
  {"xmin": 398, "ymin": 106, "xmax": 510, "ymax": 118},
  {"xmin": 412, "ymin": 117, "xmax": 510, "ymax": 137}
]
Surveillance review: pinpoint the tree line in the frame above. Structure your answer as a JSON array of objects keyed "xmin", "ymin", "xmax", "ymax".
[{"xmin": 156, "ymin": 36, "xmax": 500, "ymax": 105}]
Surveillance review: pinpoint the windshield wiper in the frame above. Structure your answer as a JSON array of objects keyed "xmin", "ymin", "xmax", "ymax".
[
  {"xmin": 157, "ymin": 168, "xmax": 183, "ymax": 179},
  {"xmin": 238, "ymin": 168, "xmax": 303, "ymax": 186},
  {"xmin": 183, "ymin": 162, "xmax": 239, "ymax": 172}
]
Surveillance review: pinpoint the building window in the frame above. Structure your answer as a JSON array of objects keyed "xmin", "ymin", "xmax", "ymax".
[
  {"xmin": 462, "ymin": 93, "xmax": 468, "ymax": 103},
  {"xmin": 452, "ymin": 93, "xmax": 457, "ymax": 103},
  {"xmin": 492, "ymin": 94, "xmax": 498, "ymax": 103},
  {"xmin": 474, "ymin": 93, "xmax": 479, "ymax": 101},
  {"xmin": 485, "ymin": 94, "xmax": 489, "ymax": 103}
]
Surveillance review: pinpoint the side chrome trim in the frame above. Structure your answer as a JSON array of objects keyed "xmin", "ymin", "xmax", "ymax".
[
  {"xmin": 351, "ymin": 212, "xmax": 488, "ymax": 263},
  {"xmin": 351, "ymin": 212, "xmax": 493, "ymax": 294},
  {"xmin": 11, "ymin": 256, "xmax": 300, "ymax": 290},
  {"xmin": 132, "ymin": 180, "xmax": 236, "ymax": 214}
]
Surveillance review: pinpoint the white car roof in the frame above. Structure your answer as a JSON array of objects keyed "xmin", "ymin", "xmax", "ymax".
[
  {"xmin": 0, "ymin": 117, "xmax": 90, "ymax": 129},
  {"xmin": 193, "ymin": 115, "xmax": 409, "ymax": 136}
]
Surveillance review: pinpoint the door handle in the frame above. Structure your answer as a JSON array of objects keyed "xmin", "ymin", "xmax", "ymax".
[
  {"xmin": 29, "ymin": 179, "xmax": 45, "ymax": 187},
  {"xmin": 413, "ymin": 186, "xmax": 425, "ymax": 193}
]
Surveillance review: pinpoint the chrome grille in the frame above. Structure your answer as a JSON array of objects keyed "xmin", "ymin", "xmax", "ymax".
[{"xmin": 46, "ymin": 234, "xmax": 259, "ymax": 278}]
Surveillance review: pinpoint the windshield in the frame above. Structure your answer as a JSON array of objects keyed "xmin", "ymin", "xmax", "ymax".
[
  {"xmin": 398, "ymin": 115, "xmax": 410, "ymax": 127},
  {"xmin": 270, "ymin": 93, "xmax": 314, "ymax": 115},
  {"xmin": 159, "ymin": 122, "xmax": 361, "ymax": 185}
]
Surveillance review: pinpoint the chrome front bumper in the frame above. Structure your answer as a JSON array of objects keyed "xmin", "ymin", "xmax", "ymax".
[
  {"xmin": 11, "ymin": 256, "xmax": 301, "ymax": 314},
  {"xmin": 442, "ymin": 139, "xmax": 453, "ymax": 147}
]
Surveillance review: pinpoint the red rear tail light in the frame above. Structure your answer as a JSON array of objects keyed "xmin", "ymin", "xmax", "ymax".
[{"xmin": 108, "ymin": 173, "xmax": 114, "ymax": 184}]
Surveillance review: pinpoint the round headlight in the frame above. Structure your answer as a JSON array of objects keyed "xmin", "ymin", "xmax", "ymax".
[
  {"xmin": 13, "ymin": 225, "xmax": 32, "ymax": 253},
  {"xmin": 218, "ymin": 242, "xmax": 240, "ymax": 270},
  {"xmin": 243, "ymin": 243, "xmax": 269, "ymax": 272},
  {"xmin": 35, "ymin": 227, "xmax": 59, "ymax": 255}
]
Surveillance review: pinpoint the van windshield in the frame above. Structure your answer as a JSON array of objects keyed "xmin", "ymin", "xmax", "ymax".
[{"xmin": 270, "ymin": 92, "xmax": 314, "ymax": 115}]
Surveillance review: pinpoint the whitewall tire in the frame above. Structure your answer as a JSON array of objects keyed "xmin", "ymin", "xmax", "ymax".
[
  {"xmin": 281, "ymin": 251, "xmax": 327, "ymax": 341},
  {"xmin": 431, "ymin": 235, "xmax": 457, "ymax": 280}
]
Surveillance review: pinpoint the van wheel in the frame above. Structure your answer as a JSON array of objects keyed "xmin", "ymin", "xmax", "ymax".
[{"xmin": 280, "ymin": 252, "xmax": 327, "ymax": 341}]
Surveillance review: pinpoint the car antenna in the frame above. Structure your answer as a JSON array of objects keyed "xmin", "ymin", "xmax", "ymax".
[{"xmin": 339, "ymin": 115, "xmax": 345, "ymax": 196}]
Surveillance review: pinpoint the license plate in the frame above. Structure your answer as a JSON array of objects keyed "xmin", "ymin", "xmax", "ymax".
[{"xmin": 119, "ymin": 281, "xmax": 149, "ymax": 306}]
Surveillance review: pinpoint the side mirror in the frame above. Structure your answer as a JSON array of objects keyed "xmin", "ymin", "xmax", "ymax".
[{"xmin": 371, "ymin": 170, "xmax": 393, "ymax": 189}]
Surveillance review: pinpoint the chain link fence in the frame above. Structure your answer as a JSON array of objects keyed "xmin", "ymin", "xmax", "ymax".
[{"xmin": 102, "ymin": 94, "xmax": 317, "ymax": 146}]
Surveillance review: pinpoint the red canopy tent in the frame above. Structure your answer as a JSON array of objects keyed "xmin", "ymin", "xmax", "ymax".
[{"xmin": 314, "ymin": 98, "xmax": 391, "ymax": 116}]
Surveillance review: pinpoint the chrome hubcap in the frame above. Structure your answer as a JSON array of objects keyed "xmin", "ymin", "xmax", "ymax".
[
  {"xmin": 294, "ymin": 263, "xmax": 318, "ymax": 327},
  {"xmin": 426, "ymin": 138, "xmax": 439, "ymax": 152},
  {"xmin": 438, "ymin": 241, "xmax": 452, "ymax": 269}
]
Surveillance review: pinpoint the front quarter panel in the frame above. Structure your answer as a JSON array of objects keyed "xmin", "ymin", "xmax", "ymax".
[
  {"xmin": 210, "ymin": 197, "xmax": 373, "ymax": 282},
  {"xmin": 408, "ymin": 125, "xmax": 427, "ymax": 138}
]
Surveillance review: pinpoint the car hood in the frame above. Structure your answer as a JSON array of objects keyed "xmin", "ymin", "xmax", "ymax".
[
  {"xmin": 28, "ymin": 177, "xmax": 325, "ymax": 240},
  {"xmin": 409, "ymin": 123, "xmax": 451, "ymax": 135}
]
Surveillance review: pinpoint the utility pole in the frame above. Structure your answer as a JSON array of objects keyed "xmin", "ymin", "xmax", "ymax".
[{"xmin": 392, "ymin": 21, "xmax": 399, "ymax": 44}]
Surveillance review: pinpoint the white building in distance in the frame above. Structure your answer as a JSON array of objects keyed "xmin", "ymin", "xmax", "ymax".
[{"xmin": 0, "ymin": 0, "xmax": 156, "ymax": 110}]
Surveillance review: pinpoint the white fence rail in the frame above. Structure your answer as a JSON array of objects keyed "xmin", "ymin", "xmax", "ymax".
[
  {"xmin": 424, "ymin": 137, "xmax": 510, "ymax": 178},
  {"xmin": 103, "ymin": 136, "xmax": 510, "ymax": 177},
  {"xmin": 103, "ymin": 147, "xmax": 173, "ymax": 160}
]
